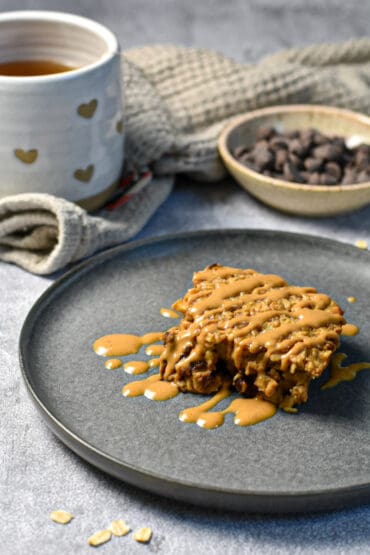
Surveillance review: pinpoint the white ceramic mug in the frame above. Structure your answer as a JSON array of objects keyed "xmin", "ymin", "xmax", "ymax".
[{"xmin": 0, "ymin": 11, "xmax": 124, "ymax": 210}]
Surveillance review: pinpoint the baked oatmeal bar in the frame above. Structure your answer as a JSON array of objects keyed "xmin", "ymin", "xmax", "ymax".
[{"xmin": 159, "ymin": 264, "xmax": 345, "ymax": 410}]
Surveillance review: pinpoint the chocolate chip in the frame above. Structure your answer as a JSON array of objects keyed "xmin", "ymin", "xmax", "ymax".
[
  {"xmin": 256, "ymin": 127, "xmax": 275, "ymax": 141},
  {"xmin": 254, "ymin": 139, "xmax": 269, "ymax": 150},
  {"xmin": 354, "ymin": 149, "xmax": 370, "ymax": 171},
  {"xmin": 237, "ymin": 152, "xmax": 254, "ymax": 164},
  {"xmin": 332, "ymin": 137, "xmax": 346, "ymax": 150},
  {"xmin": 325, "ymin": 162, "xmax": 342, "ymax": 180},
  {"xmin": 270, "ymin": 137, "xmax": 289, "ymax": 151},
  {"xmin": 342, "ymin": 168, "xmax": 357, "ymax": 185},
  {"xmin": 341, "ymin": 151, "xmax": 354, "ymax": 165},
  {"xmin": 356, "ymin": 170, "xmax": 370, "ymax": 183},
  {"xmin": 233, "ymin": 146, "xmax": 248, "ymax": 158},
  {"xmin": 253, "ymin": 144, "xmax": 274, "ymax": 171},
  {"xmin": 320, "ymin": 173, "xmax": 339, "ymax": 186},
  {"xmin": 283, "ymin": 129, "xmax": 299, "ymax": 139},
  {"xmin": 313, "ymin": 131, "xmax": 327, "ymax": 145},
  {"xmin": 357, "ymin": 144, "xmax": 370, "ymax": 156},
  {"xmin": 275, "ymin": 149, "xmax": 288, "ymax": 171},
  {"xmin": 288, "ymin": 152, "xmax": 302, "ymax": 168},
  {"xmin": 289, "ymin": 138, "xmax": 308, "ymax": 157},
  {"xmin": 299, "ymin": 129, "xmax": 315, "ymax": 144},
  {"xmin": 313, "ymin": 144, "xmax": 342, "ymax": 162},
  {"xmin": 283, "ymin": 162, "xmax": 304, "ymax": 183},
  {"xmin": 308, "ymin": 172, "xmax": 321, "ymax": 185},
  {"xmin": 304, "ymin": 157, "xmax": 323, "ymax": 172}
]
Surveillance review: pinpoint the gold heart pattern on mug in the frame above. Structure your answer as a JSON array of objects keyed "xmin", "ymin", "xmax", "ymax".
[
  {"xmin": 14, "ymin": 148, "xmax": 38, "ymax": 164},
  {"xmin": 116, "ymin": 118, "xmax": 124, "ymax": 134},
  {"xmin": 74, "ymin": 165, "xmax": 94, "ymax": 183},
  {"xmin": 77, "ymin": 99, "xmax": 98, "ymax": 119},
  {"xmin": 13, "ymin": 98, "xmax": 120, "ymax": 191}
]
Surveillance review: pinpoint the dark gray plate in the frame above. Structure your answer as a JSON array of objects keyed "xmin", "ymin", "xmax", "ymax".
[{"xmin": 19, "ymin": 230, "xmax": 370, "ymax": 513}]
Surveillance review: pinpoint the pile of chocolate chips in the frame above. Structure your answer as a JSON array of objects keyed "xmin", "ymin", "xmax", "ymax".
[{"xmin": 233, "ymin": 127, "xmax": 370, "ymax": 185}]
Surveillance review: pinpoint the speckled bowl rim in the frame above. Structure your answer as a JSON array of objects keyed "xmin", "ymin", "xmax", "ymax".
[
  {"xmin": 218, "ymin": 105, "xmax": 370, "ymax": 193},
  {"xmin": 18, "ymin": 230, "xmax": 370, "ymax": 513}
]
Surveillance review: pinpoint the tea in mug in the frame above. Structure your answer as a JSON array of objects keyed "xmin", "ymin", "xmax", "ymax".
[{"xmin": 0, "ymin": 59, "xmax": 75, "ymax": 76}]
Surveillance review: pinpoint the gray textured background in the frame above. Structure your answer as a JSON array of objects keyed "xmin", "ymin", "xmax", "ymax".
[{"xmin": 2, "ymin": 1, "xmax": 370, "ymax": 554}]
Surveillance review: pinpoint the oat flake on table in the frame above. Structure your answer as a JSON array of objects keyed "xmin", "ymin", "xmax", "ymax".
[
  {"xmin": 355, "ymin": 239, "xmax": 368, "ymax": 249},
  {"xmin": 132, "ymin": 527, "xmax": 153, "ymax": 543},
  {"xmin": 108, "ymin": 519, "xmax": 131, "ymax": 537},
  {"xmin": 87, "ymin": 529, "xmax": 112, "ymax": 547},
  {"xmin": 49, "ymin": 510, "xmax": 74, "ymax": 524}
]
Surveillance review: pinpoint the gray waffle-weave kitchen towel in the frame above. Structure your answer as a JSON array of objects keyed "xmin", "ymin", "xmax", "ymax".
[{"xmin": 1, "ymin": 38, "xmax": 370, "ymax": 274}]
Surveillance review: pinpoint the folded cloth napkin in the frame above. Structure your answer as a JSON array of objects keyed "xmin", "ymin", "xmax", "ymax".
[{"xmin": 1, "ymin": 39, "xmax": 370, "ymax": 274}]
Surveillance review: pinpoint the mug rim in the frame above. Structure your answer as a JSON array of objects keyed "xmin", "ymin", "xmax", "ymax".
[{"xmin": 0, "ymin": 10, "xmax": 120, "ymax": 83}]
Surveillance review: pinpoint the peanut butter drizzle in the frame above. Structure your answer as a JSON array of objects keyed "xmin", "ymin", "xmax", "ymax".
[
  {"xmin": 122, "ymin": 374, "xmax": 160, "ymax": 397},
  {"xmin": 145, "ymin": 345, "xmax": 165, "ymax": 356},
  {"xmin": 142, "ymin": 332, "xmax": 164, "ymax": 344},
  {"xmin": 197, "ymin": 411, "xmax": 225, "ymax": 429},
  {"xmin": 149, "ymin": 358, "xmax": 161, "ymax": 368},
  {"xmin": 179, "ymin": 383, "xmax": 276, "ymax": 429},
  {"xmin": 341, "ymin": 324, "xmax": 359, "ymax": 336},
  {"xmin": 122, "ymin": 373, "xmax": 179, "ymax": 401},
  {"xmin": 179, "ymin": 383, "xmax": 232, "ymax": 423},
  {"xmin": 197, "ymin": 398, "xmax": 277, "ymax": 429},
  {"xmin": 160, "ymin": 307, "xmax": 180, "ymax": 319},
  {"xmin": 321, "ymin": 353, "xmax": 370, "ymax": 390},
  {"xmin": 104, "ymin": 359, "xmax": 122, "ymax": 370},
  {"xmin": 123, "ymin": 374, "xmax": 274, "ymax": 427},
  {"xmin": 240, "ymin": 309, "xmax": 341, "ymax": 351},
  {"xmin": 123, "ymin": 360, "xmax": 149, "ymax": 375},
  {"xmin": 161, "ymin": 267, "xmax": 344, "ymax": 378},
  {"xmin": 188, "ymin": 274, "xmax": 287, "ymax": 315},
  {"xmin": 93, "ymin": 332, "xmax": 164, "ymax": 357},
  {"xmin": 144, "ymin": 381, "xmax": 179, "ymax": 401},
  {"xmin": 192, "ymin": 286, "xmax": 322, "ymax": 321}
]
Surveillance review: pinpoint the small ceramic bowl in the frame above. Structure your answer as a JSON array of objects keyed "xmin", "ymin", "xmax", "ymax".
[
  {"xmin": 0, "ymin": 11, "xmax": 124, "ymax": 211},
  {"xmin": 218, "ymin": 105, "xmax": 370, "ymax": 217}
]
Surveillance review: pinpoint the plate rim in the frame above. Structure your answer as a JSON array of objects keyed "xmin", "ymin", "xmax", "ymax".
[{"xmin": 18, "ymin": 228, "xmax": 370, "ymax": 512}]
